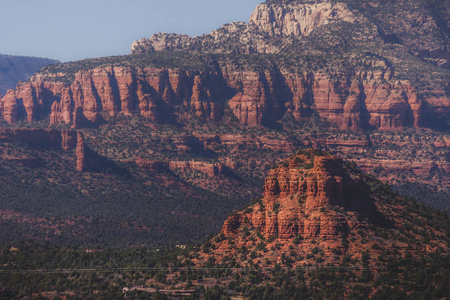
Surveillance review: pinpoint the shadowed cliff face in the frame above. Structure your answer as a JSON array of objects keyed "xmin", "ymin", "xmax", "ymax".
[{"xmin": 0, "ymin": 128, "xmax": 76, "ymax": 151}]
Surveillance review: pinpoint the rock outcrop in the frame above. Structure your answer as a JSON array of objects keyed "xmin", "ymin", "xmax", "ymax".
[
  {"xmin": 128, "ymin": 0, "xmax": 449, "ymax": 129},
  {"xmin": 131, "ymin": 1, "xmax": 358, "ymax": 55},
  {"xmin": 0, "ymin": 67, "xmax": 227, "ymax": 128},
  {"xmin": 249, "ymin": 1, "xmax": 356, "ymax": 37},
  {"xmin": 136, "ymin": 159, "xmax": 227, "ymax": 177},
  {"xmin": 76, "ymin": 131, "xmax": 87, "ymax": 172},
  {"xmin": 75, "ymin": 131, "xmax": 114, "ymax": 173},
  {"xmin": 132, "ymin": 0, "xmax": 450, "ymax": 69},
  {"xmin": 75, "ymin": 131, "xmax": 121, "ymax": 174}
]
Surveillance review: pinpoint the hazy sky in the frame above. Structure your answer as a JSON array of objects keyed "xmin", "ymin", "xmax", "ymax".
[{"xmin": 0, "ymin": 0, "xmax": 262, "ymax": 62}]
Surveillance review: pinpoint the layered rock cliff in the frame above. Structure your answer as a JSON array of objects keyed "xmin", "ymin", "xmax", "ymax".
[
  {"xmin": 136, "ymin": 159, "xmax": 227, "ymax": 177},
  {"xmin": 130, "ymin": 0, "xmax": 448, "ymax": 129},
  {"xmin": 0, "ymin": 66, "xmax": 226, "ymax": 128},
  {"xmin": 0, "ymin": 61, "xmax": 430, "ymax": 130}
]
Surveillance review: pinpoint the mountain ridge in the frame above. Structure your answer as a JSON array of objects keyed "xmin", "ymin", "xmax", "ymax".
[
  {"xmin": 0, "ymin": 54, "xmax": 58, "ymax": 96},
  {"xmin": 0, "ymin": 0, "xmax": 448, "ymax": 131}
]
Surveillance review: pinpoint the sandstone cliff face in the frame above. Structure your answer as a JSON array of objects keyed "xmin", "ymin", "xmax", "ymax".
[
  {"xmin": 1, "ymin": 90, "xmax": 18, "ymax": 124},
  {"xmin": 75, "ymin": 131, "xmax": 113, "ymax": 173},
  {"xmin": 0, "ymin": 67, "xmax": 226, "ymax": 127},
  {"xmin": 198, "ymin": 148, "xmax": 448, "ymax": 270},
  {"xmin": 227, "ymin": 70, "xmax": 282, "ymax": 126},
  {"xmin": 0, "ymin": 64, "xmax": 426, "ymax": 131},
  {"xmin": 0, "ymin": 128, "xmax": 80, "ymax": 170},
  {"xmin": 249, "ymin": 2, "xmax": 356, "ymax": 37},
  {"xmin": 225, "ymin": 67, "xmax": 422, "ymax": 129},
  {"xmin": 131, "ymin": 22, "xmax": 275, "ymax": 56},
  {"xmin": 76, "ymin": 131, "xmax": 86, "ymax": 172},
  {"xmin": 127, "ymin": 0, "xmax": 449, "ymax": 129},
  {"xmin": 306, "ymin": 69, "xmax": 422, "ymax": 130}
]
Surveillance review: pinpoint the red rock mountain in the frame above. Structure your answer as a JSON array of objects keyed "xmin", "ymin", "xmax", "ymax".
[{"xmin": 0, "ymin": 0, "xmax": 448, "ymax": 130}]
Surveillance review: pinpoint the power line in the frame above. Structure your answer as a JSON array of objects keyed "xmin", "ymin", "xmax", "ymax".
[{"xmin": 0, "ymin": 266, "xmax": 377, "ymax": 273}]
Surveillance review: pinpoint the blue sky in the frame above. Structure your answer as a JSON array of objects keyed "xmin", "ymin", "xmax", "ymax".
[{"xmin": 0, "ymin": 0, "xmax": 262, "ymax": 62}]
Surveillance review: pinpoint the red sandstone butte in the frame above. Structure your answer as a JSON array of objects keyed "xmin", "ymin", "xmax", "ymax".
[{"xmin": 199, "ymin": 149, "xmax": 447, "ymax": 268}]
